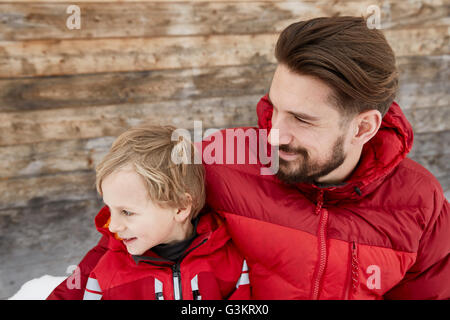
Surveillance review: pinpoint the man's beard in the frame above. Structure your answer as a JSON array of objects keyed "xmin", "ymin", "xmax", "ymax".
[{"xmin": 276, "ymin": 135, "xmax": 346, "ymax": 184}]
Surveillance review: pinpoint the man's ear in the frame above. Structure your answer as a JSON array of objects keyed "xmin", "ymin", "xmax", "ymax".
[
  {"xmin": 350, "ymin": 109, "xmax": 382, "ymax": 146},
  {"xmin": 174, "ymin": 193, "xmax": 193, "ymax": 223}
]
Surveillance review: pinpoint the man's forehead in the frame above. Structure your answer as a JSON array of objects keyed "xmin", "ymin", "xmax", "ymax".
[
  {"xmin": 269, "ymin": 65, "xmax": 342, "ymax": 117},
  {"xmin": 267, "ymin": 92, "xmax": 334, "ymax": 122}
]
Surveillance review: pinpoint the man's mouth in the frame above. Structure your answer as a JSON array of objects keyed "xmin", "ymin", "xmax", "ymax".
[{"xmin": 278, "ymin": 149, "xmax": 299, "ymax": 161}]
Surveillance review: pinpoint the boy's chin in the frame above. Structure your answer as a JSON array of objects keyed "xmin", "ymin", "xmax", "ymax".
[
  {"xmin": 124, "ymin": 242, "xmax": 146, "ymax": 256},
  {"xmin": 126, "ymin": 247, "xmax": 145, "ymax": 255}
]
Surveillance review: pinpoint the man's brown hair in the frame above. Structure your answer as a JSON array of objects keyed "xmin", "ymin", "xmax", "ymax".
[
  {"xmin": 275, "ymin": 16, "xmax": 398, "ymax": 117},
  {"xmin": 96, "ymin": 124, "xmax": 205, "ymax": 219}
]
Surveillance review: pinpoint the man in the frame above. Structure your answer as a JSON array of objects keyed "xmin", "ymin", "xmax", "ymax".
[{"xmin": 202, "ymin": 16, "xmax": 449, "ymax": 299}]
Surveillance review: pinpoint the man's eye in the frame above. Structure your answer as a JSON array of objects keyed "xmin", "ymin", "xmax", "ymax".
[
  {"xmin": 121, "ymin": 210, "xmax": 134, "ymax": 216},
  {"xmin": 295, "ymin": 117, "xmax": 310, "ymax": 125}
]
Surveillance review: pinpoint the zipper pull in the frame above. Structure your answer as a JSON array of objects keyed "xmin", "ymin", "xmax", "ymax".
[
  {"xmin": 172, "ymin": 263, "xmax": 182, "ymax": 300},
  {"xmin": 314, "ymin": 189, "xmax": 325, "ymax": 215},
  {"xmin": 351, "ymin": 241, "xmax": 359, "ymax": 292}
]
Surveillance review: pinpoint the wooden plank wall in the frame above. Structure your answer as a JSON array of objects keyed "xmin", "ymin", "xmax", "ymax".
[{"xmin": 0, "ymin": 0, "xmax": 449, "ymax": 299}]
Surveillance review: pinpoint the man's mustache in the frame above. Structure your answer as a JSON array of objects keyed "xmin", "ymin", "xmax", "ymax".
[{"xmin": 278, "ymin": 144, "xmax": 308, "ymax": 157}]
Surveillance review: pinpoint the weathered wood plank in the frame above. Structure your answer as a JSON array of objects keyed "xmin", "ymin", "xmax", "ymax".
[
  {"xmin": 409, "ymin": 130, "xmax": 450, "ymax": 157},
  {"xmin": 385, "ymin": 26, "xmax": 450, "ymax": 58},
  {"xmin": 0, "ymin": 170, "xmax": 97, "ymax": 210},
  {"xmin": 0, "ymin": 136, "xmax": 114, "ymax": 179},
  {"xmin": 0, "ymin": 34, "xmax": 276, "ymax": 78},
  {"xmin": 380, "ymin": 0, "xmax": 450, "ymax": 30},
  {"xmin": 0, "ymin": 63, "xmax": 274, "ymax": 112},
  {"xmin": 403, "ymin": 105, "xmax": 450, "ymax": 133},
  {"xmin": 396, "ymin": 55, "xmax": 450, "ymax": 110},
  {"xmin": 397, "ymin": 55, "xmax": 449, "ymax": 87},
  {"xmin": 0, "ymin": 95, "xmax": 261, "ymax": 146},
  {"xmin": 397, "ymin": 82, "xmax": 449, "ymax": 111},
  {"xmin": 1, "ymin": 26, "xmax": 448, "ymax": 78},
  {"xmin": 1, "ymin": 1, "xmax": 448, "ymax": 40},
  {"xmin": 0, "ymin": 55, "xmax": 447, "ymax": 112}
]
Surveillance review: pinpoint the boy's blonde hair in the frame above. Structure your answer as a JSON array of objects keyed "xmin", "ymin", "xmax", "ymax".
[{"xmin": 96, "ymin": 124, "xmax": 205, "ymax": 219}]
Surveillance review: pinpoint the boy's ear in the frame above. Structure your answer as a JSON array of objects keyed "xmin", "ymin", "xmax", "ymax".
[{"xmin": 174, "ymin": 193, "xmax": 193, "ymax": 222}]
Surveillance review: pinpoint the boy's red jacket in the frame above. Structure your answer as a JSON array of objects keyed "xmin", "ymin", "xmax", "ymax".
[{"xmin": 47, "ymin": 206, "xmax": 250, "ymax": 300}]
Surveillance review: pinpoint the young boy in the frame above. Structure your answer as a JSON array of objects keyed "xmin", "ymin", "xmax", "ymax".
[{"xmin": 47, "ymin": 124, "xmax": 249, "ymax": 300}]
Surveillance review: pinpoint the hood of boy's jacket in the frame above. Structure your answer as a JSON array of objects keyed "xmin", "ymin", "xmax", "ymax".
[
  {"xmin": 256, "ymin": 94, "xmax": 414, "ymax": 202},
  {"xmin": 94, "ymin": 205, "xmax": 231, "ymax": 259}
]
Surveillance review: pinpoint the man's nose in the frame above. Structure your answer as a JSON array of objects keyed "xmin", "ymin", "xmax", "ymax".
[{"xmin": 268, "ymin": 119, "xmax": 292, "ymax": 146}]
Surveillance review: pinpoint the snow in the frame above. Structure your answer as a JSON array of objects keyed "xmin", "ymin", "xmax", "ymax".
[{"xmin": 8, "ymin": 275, "xmax": 66, "ymax": 300}]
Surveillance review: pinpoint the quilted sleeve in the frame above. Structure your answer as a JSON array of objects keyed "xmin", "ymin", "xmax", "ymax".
[{"xmin": 384, "ymin": 196, "xmax": 450, "ymax": 300}]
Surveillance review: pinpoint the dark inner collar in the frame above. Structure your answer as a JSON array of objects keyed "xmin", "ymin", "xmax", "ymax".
[{"xmin": 150, "ymin": 216, "xmax": 199, "ymax": 262}]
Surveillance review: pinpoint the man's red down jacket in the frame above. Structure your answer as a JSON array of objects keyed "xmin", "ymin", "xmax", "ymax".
[{"xmin": 200, "ymin": 95, "xmax": 449, "ymax": 299}]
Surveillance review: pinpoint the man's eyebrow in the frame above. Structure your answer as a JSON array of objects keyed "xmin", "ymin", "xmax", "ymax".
[
  {"xmin": 289, "ymin": 111, "xmax": 320, "ymax": 122},
  {"xmin": 268, "ymin": 93, "xmax": 320, "ymax": 122}
]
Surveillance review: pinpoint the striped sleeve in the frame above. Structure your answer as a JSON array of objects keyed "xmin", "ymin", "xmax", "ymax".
[
  {"xmin": 83, "ymin": 276, "xmax": 103, "ymax": 300},
  {"xmin": 228, "ymin": 259, "xmax": 251, "ymax": 300}
]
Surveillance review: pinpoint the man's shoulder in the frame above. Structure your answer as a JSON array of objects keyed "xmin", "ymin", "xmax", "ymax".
[
  {"xmin": 394, "ymin": 157, "xmax": 444, "ymax": 194},
  {"xmin": 382, "ymin": 157, "xmax": 447, "ymax": 214}
]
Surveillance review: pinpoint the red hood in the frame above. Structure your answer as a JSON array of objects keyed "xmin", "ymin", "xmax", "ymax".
[
  {"xmin": 256, "ymin": 94, "xmax": 414, "ymax": 201},
  {"xmin": 94, "ymin": 206, "xmax": 230, "ymax": 257}
]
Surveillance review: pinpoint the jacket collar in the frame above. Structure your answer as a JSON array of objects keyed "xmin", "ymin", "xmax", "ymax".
[{"xmin": 256, "ymin": 94, "xmax": 414, "ymax": 202}]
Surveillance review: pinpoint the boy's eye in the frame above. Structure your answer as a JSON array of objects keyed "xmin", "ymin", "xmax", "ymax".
[{"xmin": 121, "ymin": 210, "xmax": 134, "ymax": 216}]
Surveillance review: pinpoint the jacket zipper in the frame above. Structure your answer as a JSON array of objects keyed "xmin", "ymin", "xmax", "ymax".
[
  {"xmin": 172, "ymin": 263, "xmax": 182, "ymax": 300},
  {"xmin": 311, "ymin": 189, "xmax": 328, "ymax": 300},
  {"xmin": 347, "ymin": 240, "xmax": 359, "ymax": 299},
  {"xmin": 171, "ymin": 238, "xmax": 208, "ymax": 300}
]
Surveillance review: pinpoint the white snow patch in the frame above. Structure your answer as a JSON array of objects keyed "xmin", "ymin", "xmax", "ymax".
[{"xmin": 8, "ymin": 275, "xmax": 66, "ymax": 300}]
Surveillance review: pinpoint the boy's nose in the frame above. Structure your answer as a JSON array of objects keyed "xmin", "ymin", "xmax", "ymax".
[{"xmin": 108, "ymin": 215, "xmax": 125, "ymax": 234}]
